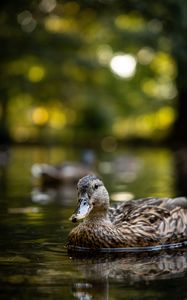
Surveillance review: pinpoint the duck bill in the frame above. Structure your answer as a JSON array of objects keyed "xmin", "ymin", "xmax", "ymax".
[{"xmin": 70, "ymin": 195, "xmax": 91, "ymax": 223}]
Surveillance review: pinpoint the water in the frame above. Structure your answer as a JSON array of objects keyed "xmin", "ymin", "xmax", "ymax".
[{"xmin": 1, "ymin": 146, "xmax": 187, "ymax": 300}]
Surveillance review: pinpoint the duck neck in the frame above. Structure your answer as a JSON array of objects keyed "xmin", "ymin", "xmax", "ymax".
[{"xmin": 86, "ymin": 208, "xmax": 109, "ymax": 223}]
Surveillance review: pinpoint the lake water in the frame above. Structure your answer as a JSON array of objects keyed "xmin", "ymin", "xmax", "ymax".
[{"xmin": 1, "ymin": 145, "xmax": 187, "ymax": 300}]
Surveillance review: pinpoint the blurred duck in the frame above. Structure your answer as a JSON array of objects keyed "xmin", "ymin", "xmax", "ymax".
[
  {"xmin": 68, "ymin": 175, "xmax": 187, "ymax": 249},
  {"xmin": 31, "ymin": 151, "xmax": 96, "ymax": 186}
]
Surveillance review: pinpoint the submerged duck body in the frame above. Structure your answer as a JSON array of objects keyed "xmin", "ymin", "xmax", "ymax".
[{"xmin": 68, "ymin": 175, "xmax": 187, "ymax": 249}]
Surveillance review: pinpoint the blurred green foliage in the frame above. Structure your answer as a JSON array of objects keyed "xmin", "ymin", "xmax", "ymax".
[{"xmin": 0, "ymin": 0, "xmax": 187, "ymax": 145}]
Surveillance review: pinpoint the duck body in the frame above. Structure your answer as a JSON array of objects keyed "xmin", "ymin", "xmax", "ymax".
[
  {"xmin": 31, "ymin": 162, "xmax": 92, "ymax": 185},
  {"xmin": 68, "ymin": 175, "xmax": 187, "ymax": 249}
]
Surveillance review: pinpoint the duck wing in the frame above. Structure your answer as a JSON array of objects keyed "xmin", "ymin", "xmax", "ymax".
[
  {"xmin": 109, "ymin": 197, "xmax": 187, "ymax": 245},
  {"xmin": 109, "ymin": 197, "xmax": 187, "ymax": 224},
  {"xmin": 160, "ymin": 197, "xmax": 187, "ymax": 210}
]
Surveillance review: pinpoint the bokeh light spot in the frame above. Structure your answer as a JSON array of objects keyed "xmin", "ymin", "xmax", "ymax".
[
  {"xmin": 17, "ymin": 10, "xmax": 32, "ymax": 26},
  {"xmin": 110, "ymin": 54, "xmax": 137, "ymax": 78},
  {"xmin": 32, "ymin": 107, "xmax": 49, "ymax": 126},
  {"xmin": 44, "ymin": 15, "xmax": 75, "ymax": 33},
  {"xmin": 151, "ymin": 52, "xmax": 176, "ymax": 78},
  {"xmin": 115, "ymin": 13, "xmax": 145, "ymax": 31},
  {"xmin": 39, "ymin": 0, "xmax": 56, "ymax": 13},
  {"xmin": 27, "ymin": 65, "xmax": 46, "ymax": 82},
  {"xmin": 137, "ymin": 47, "xmax": 155, "ymax": 65},
  {"xmin": 50, "ymin": 108, "xmax": 67, "ymax": 128},
  {"xmin": 156, "ymin": 107, "xmax": 176, "ymax": 130},
  {"xmin": 97, "ymin": 44, "xmax": 113, "ymax": 65},
  {"xmin": 17, "ymin": 10, "xmax": 37, "ymax": 32}
]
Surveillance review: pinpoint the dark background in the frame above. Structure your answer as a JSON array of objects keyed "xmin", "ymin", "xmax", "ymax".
[{"xmin": 1, "ymin": 0, "xmax": 187, "ymax": 146}]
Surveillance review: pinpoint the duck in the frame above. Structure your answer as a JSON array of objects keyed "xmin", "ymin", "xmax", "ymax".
[
  {"xmin": 31, "ymin": 150, "xmax": 96, "ymax": 186},
  {"xmin": 68, "ymin": 175, "xmax": 187, "ymax": 249},
  {"xmin": 31, "ymin": 162, "xmax": 93, "ymax": 185}
]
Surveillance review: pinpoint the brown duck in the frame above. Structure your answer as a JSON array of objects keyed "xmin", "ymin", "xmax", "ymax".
[{"xmin": 68, "ymin": 175, "xmax": 187, "ymax": 249}]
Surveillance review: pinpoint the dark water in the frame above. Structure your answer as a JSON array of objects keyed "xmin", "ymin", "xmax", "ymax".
[{"xmin": 1, "ymin": 146, "xmax": 187, "ymax": 300}]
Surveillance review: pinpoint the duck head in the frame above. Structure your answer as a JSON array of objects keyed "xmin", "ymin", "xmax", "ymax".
[{"xmin": 70, "ymin": 175, "xmax": 110, "ymax": 223}]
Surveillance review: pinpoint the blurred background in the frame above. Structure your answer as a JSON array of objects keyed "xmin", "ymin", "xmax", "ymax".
[{"xmin": 1, "ymin": 0, "xmax": 187, "ymax": 147}]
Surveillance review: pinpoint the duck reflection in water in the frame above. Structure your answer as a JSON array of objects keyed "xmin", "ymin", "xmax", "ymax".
[{"xmin": 69, "ymin": 250, "xmax": 187, "ymax": 300}]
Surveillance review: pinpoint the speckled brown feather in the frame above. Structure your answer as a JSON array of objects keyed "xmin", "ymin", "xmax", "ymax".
[{"xmin": 68, "ymin": 176, "xmax": 187, "ymax": 249}]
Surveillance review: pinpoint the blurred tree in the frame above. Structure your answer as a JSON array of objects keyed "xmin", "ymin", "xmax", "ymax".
[
  {"xmin": 0, "ymin": 0, "xmax": 186, "ymax": 144},
  {"xmin": 117, "ymin": 0, "xmax": 187, "ymax": 144}
]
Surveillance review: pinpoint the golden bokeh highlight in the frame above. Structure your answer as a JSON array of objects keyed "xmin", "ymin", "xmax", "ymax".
[
  {"xmin": 27, "ymin": 65, "xmax": 46, "ymax": 82},
  {"xmin": 150, "ymin": 52, "xmax": 176, "ymax": 78},
  {"xmin": 115, "ymin": 13, "xmax": 145, "ymax": 31},
  {"xmin": 32, "ymin": 107, "xmax": 49, "ymax": 126},
  {"xmin": 44, "ymin": 15, "xmax": 76, "ymax": 33},
  {"xmin": 112, "ymin": 106, "xmax": 176, "ymax": 139},
  {"xmin": 49, "ymin": 108, "xmax": 67, "ymax": 129}
]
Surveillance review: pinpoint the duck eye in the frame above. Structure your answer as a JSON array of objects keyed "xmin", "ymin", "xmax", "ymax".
[{"xmin": 94, "ymin": 184, "xmax": 99, "ymax": 189}]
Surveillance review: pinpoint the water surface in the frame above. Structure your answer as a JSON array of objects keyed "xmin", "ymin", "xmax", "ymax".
[{"xmin": 1, "ymin": 146, "xmax": 187, "ymax": 300}]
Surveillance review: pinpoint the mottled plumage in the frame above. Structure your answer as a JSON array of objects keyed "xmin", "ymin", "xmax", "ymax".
[{"xmin": 68, "ymin": 175, "xmax": 187, "ymax": 249}]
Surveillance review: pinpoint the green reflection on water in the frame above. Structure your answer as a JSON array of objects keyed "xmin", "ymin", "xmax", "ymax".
[{"xmin": 126, "ymin": 148, "xmax": 175, "ymax": 198}]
